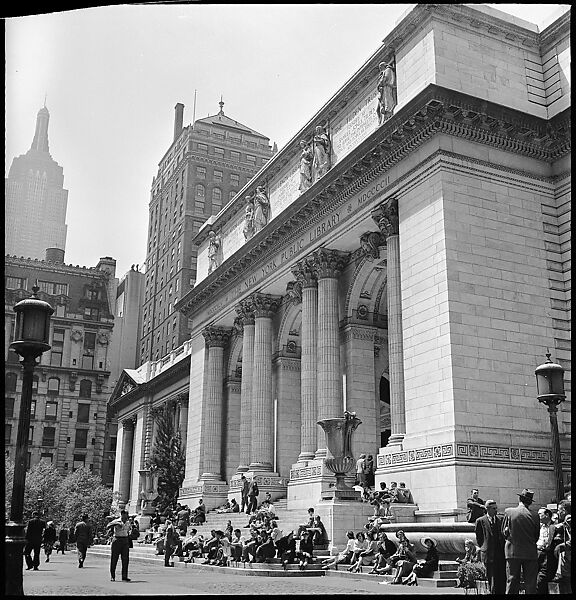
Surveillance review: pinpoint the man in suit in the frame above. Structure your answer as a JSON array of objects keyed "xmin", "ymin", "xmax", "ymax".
[
  {"xmin": 502, "ymin": 488, "xmax": 540, "ymax": 594},
  {"xmin": 467, "ymin": 488, "xmax": 486, "ymax": 523},
  {"xmin": 475, "ymin": 499, "xmax": 506, "ymax": 594},
  {"xmin": 24, "ymin": 511, "xmax": 46, "ymax": 571},
  {"xmin": 536, "ymin": 507, "xmax": 558, "ymax": 594},
  {"xmin": 240, "ymin": 475, "xmax": 250, "ymax": 513}
]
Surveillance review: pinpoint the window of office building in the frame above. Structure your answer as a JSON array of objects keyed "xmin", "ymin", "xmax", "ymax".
[
  {"xmin": 84, "ymin": 307, "xmax": 99, "ymax": 320},
  {"xmin": 42, "ymin": 427, "xmax": 56, "ymax": 447},
  {"xmin": 79, "ymin": 379, "xmax": 92, "ymax": 398},
  {"xmin": 45, "ymin": 401, "xmax": 58, "ymax": 420},
  {"xmin": 5, "ymin": 276, "xmax": 26, "ymax": 289},
  {"xmin": 213, "ymin": 169, "xmax": 223, "ymax": 182},
  {"xmin": 230, "ymin": 150, "xmax": 240, "ymax": 161},
  {"xmin": 195, "ymin": 184, "xmax": 205, "ymax": 198},
  {"xmin": 29, "ymin": 426, "xmax": 34, "ymax": 444},
  {"xmin": 77, "ymin": 403, "xmax": 90, "ymax": 423},
  {"xmin": 5, "ymin": 424, "xmax": 12, "ymax": 444},
  {"xmin": 47, "ymin": 377, "xmax": 60, "ymax": 395},
  {"xmin": 83, "ymin": 332, "xmax": 96, "ymax": 370},
  {"xmin": 230, "ymin": 173, "xmax": 240, "ymax": 186},
  {"xmin": 197, "ymin": 143, "xmax": 208, "ymax": 152},
  {"xmin": 40, "ymin": 453, "xmax": 53, "ymax": 464},
  {"xmin": 246, "ymin": 154, "xmax": 256, "ymax": 164},
  {"xmin": 75, "ymin": 429, "xmax": 88, "ymax": 449},
  {"xmin": 6, "ymin": 372, "xmax": 17, "ymax": 392},
  {"xmin": 6, "ymin": 397, "xmax": 15, "ymax": 419},
  {"xmin": 196, "ymin": 166, "xmax": 206, "ymax": 179},
  {"xmin": 214, "ymin": 147, "xmax": 224, "ymax": 157},
  {"xmin": 229, "ymin": 190, "xmax": 236, "ymax": 201},
  {"xmin": 50, "ymin": 327, "xmax": 65, "ymax": 367},
  {"xmin": 212, "ymin": 187, "xmax": 222, "ymax": 211},
  {"xmin": 38, "ymin": 281, "xmax": 69, "ymax": 295},
  {"xmin": 73, "ymin": 454, "xmax": 86, "ymax": 471}
]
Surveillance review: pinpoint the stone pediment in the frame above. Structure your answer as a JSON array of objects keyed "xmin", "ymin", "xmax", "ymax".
[
  {"xmin": 109, "ymin": 370, "xmax": 141, "ymax": 405},
  {"xmin": 176, "ymin": 83, "xmax": 570, "ymax": 320}
]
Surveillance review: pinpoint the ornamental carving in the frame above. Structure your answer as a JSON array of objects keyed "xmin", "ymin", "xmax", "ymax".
[
  {"xmin": 371, "ymin": 197, "xmax": 399, "ymax": 237},
  {"xmin": 250, "ymin": 293, "xmax": 281, "ymax": 319},
  {"xmin": 207, "ymin": 230, "xmax": 222, "ymax": 274},
  {"xmin": 377, "ymin": 59, "xmax": 397, "ymax": 125},
  {"xmin": 308, "ymin": 248, "xmax": 350, "ymax": 279},
  {"xmin": 121, "ymin": 380, "xmax": 136, "ymax": 396},
  {"xmin": 359, "ymin": 231, "xmax": 384, "ymax": 260},
  {"xmin": 97, "ymin": 332, "xmax": 109, "ymax": 346},
  {"xmin": 122, "ymin": 417, "xmax": 136, "ymax": 430},
  {"xmin": 235, "ymin": 298, "xmax": 255, "ymax": 326},
  {"xmin": 70, "ymin": 329, "xmax": 83, "ymax": 342},
  {"xmin": 291, "ymin": 259, "xmax": 317, "ymax": 289},
  {"xmin": 202, "ymin": 325, "xmax": 233, "ymax": 348},
  {"xmin": 285, "ymin": 280, "xmax": 302, "ymax": 305}
]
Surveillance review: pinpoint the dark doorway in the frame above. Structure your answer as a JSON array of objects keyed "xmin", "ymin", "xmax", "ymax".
[{"xmin": 380, "ymin": 376, "xmax": 391, "ymax": 447}]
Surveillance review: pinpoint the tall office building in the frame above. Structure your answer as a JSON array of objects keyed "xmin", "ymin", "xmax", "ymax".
[
  {"xmin": 5, "ymin": 105, "xmax": 68, "ymax": 260},
  {"xmin": 140, "ymin": 101, "xmax": 275, "ymax": 363}
]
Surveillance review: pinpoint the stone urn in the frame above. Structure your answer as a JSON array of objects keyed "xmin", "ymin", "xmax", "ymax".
[
  {"xmin": 137, "ymin": 468, "xmax": 160, "ymax": 530},
  {"xmin": 317, "ymin": 411, "xmax": 362, "ymax": 499}
]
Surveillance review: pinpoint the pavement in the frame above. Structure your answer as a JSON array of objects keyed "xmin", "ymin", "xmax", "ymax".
[{"xmin": 20, "ymin": 550, "xmax": 469, "ymax": 596}]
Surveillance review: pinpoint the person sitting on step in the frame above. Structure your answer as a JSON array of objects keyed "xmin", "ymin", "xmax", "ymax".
[
  {"xmin": 347, "ymin": 531, "xmax": 369, "ymax": 571},
  {"xmin": 397, "ymin": 482, "xmax": 414, "ymax": 504},
  {"xmin": 296, "ymin": 530, "xmax": 314, "ymax": 570},
  {"xmin": 349, "ymin": 529, "xmax": 379, "ymax": 573},
  {"xmin": 277, "ymin": 531, "xmax": 297, "ymax": 569},
  {"xmin": 369, "ymin": 530, "xmax": 397, "ymax": 574},
  {"xmin": 308, "ymin": 515, "xmax": 328, "ymax": 547},
  {"xmin": 322, "ymin": 530, "xmax": 355, "ymax": 570},
  {"xmin": 255, "ymin": 531, "xmax": 276, "ymax": 563},
  {"xmin": 201, "ymin": 530, "xmax": 220, "ymax": 563},
  {"xmin": 296, "ymin": 508, "xmax": 315, "ymax": 539},
  {"xmin": 402, "ymin": 537, "xmax": 439, "ymax": 586}
]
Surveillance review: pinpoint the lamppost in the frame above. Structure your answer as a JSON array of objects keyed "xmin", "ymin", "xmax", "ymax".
[
  {"xmin": 5, "ymin": 284, "xmax": 53, "ymax": 596},
  {"xmin": 535, "ymin": 352, "xmax": 566, "ymax": 504}
]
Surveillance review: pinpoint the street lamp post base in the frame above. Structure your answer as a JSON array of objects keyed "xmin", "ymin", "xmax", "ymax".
[{"xmin": 5, "ymin": 521, "xmax": 26, "ymax": 596}]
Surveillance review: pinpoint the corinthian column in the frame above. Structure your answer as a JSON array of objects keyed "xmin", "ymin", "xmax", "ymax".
[
  {"xmin": 249, "ymin": 293, "xmax": 281, "ymax": 471},
  {"xmin": 372, "ymin": 197, "xmax": 405, "ymax": 447},
  {"xmin": 235, "ymin": 299, "xmax": 255, "ymax": 472},
  {"xmin": 118, "ymin": 418, "xmax": 135, "ymax": 505},
  {"xmin": 292, "ymin": 260, "xmax": 318, "ymax": 462},
  {"xmin": 202, "ymin": 325, "xmax": 232, "ymax": 479},
  {"xmin": 309, "ymin": 248, "xmax": 350, "ymax": 458}
]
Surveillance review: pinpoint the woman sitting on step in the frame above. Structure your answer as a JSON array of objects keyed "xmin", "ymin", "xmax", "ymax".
[
  {"xmin": 402, "ymin": 537, "xmax": 439, "ymax": 586},
  {"xmin": 322, "ymin": 530, "xmax": 355, "ymax": 570},
  {"xmin": 349, "ymin": 530, "xmax": 379, "ymax": 572},
  {"xmin": 255, "ymin": 531, "xmax": 276, "ymax": 563},
  {"xmin": 369, "ymin": 531, "xmax": 398, "ymax": 574},
  {"xmin": 277, "ymin": 531, "xmax": 297, "ymax": 569},
  {"xmin": 379, "ymin": 531, "xmax": 417, "ymax": 585},
  {"xmin": 347, "ymin": 531, "xmax": 369, "ymax": 571}
]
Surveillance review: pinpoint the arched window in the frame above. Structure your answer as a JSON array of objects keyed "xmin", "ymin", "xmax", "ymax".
[
  {"xmin": 79, "ymin": 380, "xmax": 92, "ymax": 398},
  {"xmin": 47, "ymin": 377, "xmax": 60, "ymax": 395},
  {"xmin": 195, "ymin": 184, "xmax": 205, "ymax": 198},
  {"xmin": 6, "ymin": 372, "xmax": 17, "ymax": 392}
]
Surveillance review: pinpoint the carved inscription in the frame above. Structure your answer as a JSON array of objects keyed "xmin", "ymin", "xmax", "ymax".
[{"xmin": 270, "ymin": 163, "xmax": 300, "ymax": 216}]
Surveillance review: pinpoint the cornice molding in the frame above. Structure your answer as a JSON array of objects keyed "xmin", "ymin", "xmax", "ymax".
[{"xmin": 177, "ymin": 84, "xmax": 570, "ymax": 319}]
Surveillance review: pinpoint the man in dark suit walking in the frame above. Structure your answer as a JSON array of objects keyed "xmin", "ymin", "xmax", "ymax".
[
  {"xmin": 24, "ymin": 511, "xmax": 46, "ymax": 571},
  {"xmin": 502, "ymin": 488, "xmax": 540, "ymax": 594},
  {"xmin": 475, "ymin": 499, "xmax": 506, "ymax": 594}
]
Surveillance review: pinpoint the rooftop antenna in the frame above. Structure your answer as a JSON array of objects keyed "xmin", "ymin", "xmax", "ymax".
[
  {"xmin": 193, "ymin": 89, "xmax": 197, "ymax": 124},
  {"xmin": 44, "ymin": 93, "xmax": 47, "ymax": 108},
  {"xmin": 219, "ymin": 95, "xmax": 224, "ymax": 115}
]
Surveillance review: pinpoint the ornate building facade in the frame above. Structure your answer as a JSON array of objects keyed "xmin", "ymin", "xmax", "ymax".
[
  {"xmin": 140, "ymin": 101, "xmax": 275, "ymax": 363},
  {"xmin": 109, "ymin": 4, "xmax": 571, "ymax": 530}
]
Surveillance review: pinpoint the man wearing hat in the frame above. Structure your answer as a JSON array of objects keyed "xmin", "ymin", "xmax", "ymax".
[
  {"xmin": 475, "ymin": 499, "xmax": 506, "ymax": 594},
  {"xmin": 502, "ymin": 488, "xmax": 540, "ymax": 594}
]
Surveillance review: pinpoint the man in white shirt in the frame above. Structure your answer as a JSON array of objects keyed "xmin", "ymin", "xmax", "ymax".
[{"xmin": 106, "ymin": 510, "xmax": 131, "ymax": 582}]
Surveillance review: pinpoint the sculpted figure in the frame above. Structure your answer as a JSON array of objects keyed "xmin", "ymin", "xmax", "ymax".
[
  {"xmin": 377, "ymin": 61, "xmax": 397, "ymax": 125},
  {"xmin": 312, "ymin": 125, "xmax": 331, "ymax": 181},
  {"xmin": 207, "ymin": 230, "xmax": 221, "ymax": 274},
  {"xmin": 243, "ymin": 197, "xmax": 255, "ymax": 241},
  {"xmin": 253, "ymin": 185, "xmax": 270, "ymax": 232},
  {"xmin": 298, "ymin": 140, "xmax": 313, "ymax": 192}
]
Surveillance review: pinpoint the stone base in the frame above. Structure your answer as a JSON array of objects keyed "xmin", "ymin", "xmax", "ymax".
[
  {"xmin": 178, "ymin": 479, "xmax": 229, "ymax": 511},
  {"xmin": 227, "ymin": 470, "xmax": 287, "ymax": 504},
  {"xmin": 414, "ymin": 508, "xmax": 468, "ymax": 523},
  {"xmin": 136, "ymin": 515, "xmax": 151, "ymax": 532},
  {"xmin": 320, "ymin": 487, "xmax": 360, "ymax": 501},
  {"xmin": 313, "ymin": 498, "xmax": 375, "ymax": 554},
  {"xmin": 287, "ymin": 459, "xmax": 356, "ymax": 510}
]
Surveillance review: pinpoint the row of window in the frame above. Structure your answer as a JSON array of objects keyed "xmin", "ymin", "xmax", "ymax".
[
  {"xmin": 5, "ymin": 277, "xmax": 69, "ymax": 295},
  {"xmin": 5, "ymin": 396, "xmax": 93, "ymax": 422},
  {"xmin": 195, "ymin": 143, "xmax": 259, "ymax": 164},
  {"xmin": 5, "ymin": 423, "xmax": 95, "ymax": 448},
  {"xmin": 4, "ymin": 449, "xmax": 98, "ymax": 473},
  {"xmin": 6, "ymin": 373, "xmax": 93, "ymax": 397},
  {"xmin": 196, "ymin": 167, "xmax": 240, "ymax": 187}
]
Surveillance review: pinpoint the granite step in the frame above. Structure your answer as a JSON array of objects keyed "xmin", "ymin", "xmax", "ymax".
[{"xmin": 324, "ymin": 570, "xmax": 459, "ymax": 588}]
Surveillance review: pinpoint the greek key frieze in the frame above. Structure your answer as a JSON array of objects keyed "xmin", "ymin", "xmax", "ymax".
[{"xmin": 289, "ymin": 465, "xmax": 323, "ymax": 480}]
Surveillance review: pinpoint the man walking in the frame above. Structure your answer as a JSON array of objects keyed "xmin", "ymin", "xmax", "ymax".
[
  {"xmin": 74, "ymin": 514, "xmax": 93, "ymax": 568},
  {"xmin": 502, "ymin": 488, "xmax": 540, "ymax": 594},
  {"xmin": 57, "ymin": 525, "xmax": 69, "ymax": 554},
  {"xmin": 475, "ymin": 499, "xmax": 506, "ymax": 594},
  {"xmin": 24, "ymin": 511, "xmax": 46, "ymax": 571},
  {"xmin": 247, "ymin": 479, "xmax": 259, "ymax": 515},
  {"xmin": 240, "ymin": 475, "xmax": 250, "ymax": 513},
  {"xmin": 107, "ymin": 509, "xmax": 132, "ymax": 582}
]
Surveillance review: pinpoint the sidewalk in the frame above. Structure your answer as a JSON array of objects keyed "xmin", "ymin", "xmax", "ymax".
[{"xmin": 21, "ymin": 550, "xmax": 467, "ymax": 595}]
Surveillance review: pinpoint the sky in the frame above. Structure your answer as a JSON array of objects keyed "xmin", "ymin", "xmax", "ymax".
[{"xmin": 5, "ymin": 3, "xmax": 570, "ymax": 279}]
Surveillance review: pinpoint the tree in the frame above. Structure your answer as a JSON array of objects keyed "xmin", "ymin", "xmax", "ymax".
[
  {"xmin": 23, "ymin": 461, "xmax": 64, "ymax": 524},
  {"xmin": 147, "ymin": 402, "xmax": 185, "ymax": 511},
  {"xmin": 58, "ymin": 466, "xmax": 113, "ymax": 534}
]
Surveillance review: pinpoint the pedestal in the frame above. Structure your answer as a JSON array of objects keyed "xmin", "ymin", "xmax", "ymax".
[
  {"xmin": 137, "ymin": 515, "xmax": 152, "ymax": 532},
  {"xmin": 228, "ymin": 471, "xmax": 287, "ymax": 504},
  {"xmin": 178, "ymin": 479, "xmax": 229, "ymax": 511}
]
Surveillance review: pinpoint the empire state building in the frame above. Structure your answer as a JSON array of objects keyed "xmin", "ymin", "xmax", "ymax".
[{"xmin": 5, "ymin": 105, "xmax": 68, "ymax": 260}]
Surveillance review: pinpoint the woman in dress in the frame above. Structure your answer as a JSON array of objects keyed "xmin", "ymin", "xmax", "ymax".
[
  {"xmin": 298, "ymin": 140, "xmax": 313, "ymax": 192},
  {"xmin": 402, "ymin": 537, "xmax": 439, "ymax": 586},
  {"xmin": 253, "ymin": 186, "xmax": 270, "ymax": 233}
]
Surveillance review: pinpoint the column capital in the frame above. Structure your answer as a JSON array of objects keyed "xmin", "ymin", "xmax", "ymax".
[
  {"xmin": 202, "ymin": 325, "xmax": 233, "ymax": 348},
  {"xmin": 122, "ymin": 417, "xmax": 136, "ymax": 431},
  {"xmin": 371, "ymin": 196, "xmax": 399, "ymax": 237},
  {"xmin": 235, "ymin": 299, "xmax": 255, "ymax": 326},
  {"xmin": 308, "ymin": 247, "xmax": 350, "ymax": 279},
  {"xmin": 250, "ymin": 293, "xmax": 281, "ymax": 318},
  {"xmin": 359, "ymin": 231, "xmax": 385, "ymax": 260},
  {"xmin": 291, "ymin": 259, "xmax": 317, "ymax": 289}
]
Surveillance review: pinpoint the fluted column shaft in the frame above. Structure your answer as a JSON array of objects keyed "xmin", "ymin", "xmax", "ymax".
[
  {"xmin": 202, "ymin": 326, "xmax": 232, "ymax": 479},
  {"xmin": 310, "ymin": 248, "xmax": 349, "ymax": 458},
  {"xmin": 372, "ymin": 197, "xmax": 405, "ymax": 446},
  {"xmin": 178, "ymin": 397, "xmax": 189, "ymax": 451},
  {"xmin": 236, "ymin": 301, "xmax": 255, "ymax": 472},
  {"xmin": 249, "ymin": 294, "xmax": 280, "ymax": 471},
  {"xmin": 300, "ymin": 281, "xmax": 318, "ymax": 461},
  {"xmin": 119, "ymin": 419, "xmax": 135, "ymax": 504}
]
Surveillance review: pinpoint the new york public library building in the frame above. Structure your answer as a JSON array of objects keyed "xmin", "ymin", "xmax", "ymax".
[{"xmin": 109, "ymin": 4, "xmax": 571, "ymax": 538}]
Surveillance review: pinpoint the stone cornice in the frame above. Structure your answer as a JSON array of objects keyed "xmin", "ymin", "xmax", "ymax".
[
  {"xmin": 176, "ymin": 84, "xmax": 570, "ymax": 319},
  {"xmin": 4, "ymin": 254, "xmax": 111, "ymax": 277},
  {"xmin": 539, "ymin": 8, "xmax": 571, "ymax": 52}
]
